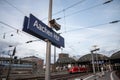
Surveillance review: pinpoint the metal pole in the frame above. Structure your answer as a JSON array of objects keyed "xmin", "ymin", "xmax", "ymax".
[
  {"xmin": 91, "ymin": 51, "xmax": 95, "ymax": 75},
  {"xmin": 96, "ymin": 51, "xmax": 99, "ymax": 72},
  {"xmin": 6, "ymin": 55, "xmax": 12, "ymax": 80},
  {"xmin": 48, "ymin": 0, "xmax": 52, "ymax": 22},
  {"xmin": 45, "ymin": 41, "xmax": 51, "ymax": 80},
  {"xmin": 54, "ymin": 46, "xmax": 56, "ymax": 72},
  {"xmin": 93, "ymin": 45, "xmax": 99, "ymax": 72},
  {"xmin": 45, "ymin": 0, "xmax": 52, "ymax": 80}
]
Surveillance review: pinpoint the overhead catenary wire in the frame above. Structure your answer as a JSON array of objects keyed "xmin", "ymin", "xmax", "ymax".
[
  {"xmin": 3, "ymin": 0, "xmax": 85, "ymax": 24},
  {"xmin": 0, "ymin": 30, "xmax": 15, "ymax": 39},
  {"xmin": 3, "ymin": 0, "xmax": 113, "ymax": 23},
  {"xmin": 56, "ymin": 0, "xmax": 113, "ymax": 20},
  {"xmin": 0, "ymin": 25, "xmax": 46, "ymax": 56},
  {"xmin": 42, "ymin": 0, "xmax": 86, "ymax": 20},
  {"xmin": 0, "ymin": 21, "xmax": 111, "ymax": 55},
  {"xmin": 0, "ymin": 21, "xmax": 18, "ymax": 31},
  {"xmin": 62, "ymin": 23, "xmax": 108, "ymax": 33},
  {"xmin": 0, "ymin": 19, "xmax": 120, "ymax": 37},
  {"xmin": 0, "ymin": 0, "xmax": 117, "ymax": 37},
  {"xmin": 0, "ymin": 21, "xmax": 20, "ymax": 38},
  {"xmin": 0, "ymin": 26, "xmax": 16, "ymax": 36},
  {"xmin": 63, "ymin": 19, "xmax": 119, "ymax": 57},
  {"xmin": 63, "ymin": 9, "xmax": 67, "ymax": 33},
  {"xmin": 0, "ymin": 21, "xmax": 43, "ymax": 41},
  {"xmin": 2, "ymin": 0, "xmax": 84, "ymax": 35},
  {"xmin": 3, "ymin": 0, "xmax": 27, "ymax": 16},
  {"xmin": 61, "ymin": 20, "xmax": 120, "ymax": 34},
  {"xmin": 0, "ymin": 21, "xmax": 119, "ymax": 57},
  {"xmin": 3, "ymin": 0, "xmax": 113, "ymax": 22},
  {"xmin": 68, "ymin": 45, "xmax": 78, "ymax": 53},
  {"xmin": 65, "ymin": 42, "xmax": 78, "ymax": 53},
  {"xmin": 60, "ymin": 4, "xmax": 102, "ymax": 19},
  {"xmin": 53, "ymin": 0, "xmax": 86, "ymax": 16},
  {"xmin": 0, "ymin": 0, "xmax": 118, "ymax": 60}
]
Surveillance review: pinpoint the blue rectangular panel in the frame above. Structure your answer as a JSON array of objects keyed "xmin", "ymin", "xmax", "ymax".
[{"xmin": 23, "ymin": 14, "xmax": 64, "ymax": 48}]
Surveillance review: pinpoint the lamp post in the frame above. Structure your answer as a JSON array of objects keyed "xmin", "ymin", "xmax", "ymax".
[
  {"xmin": 6, "ymin": 45, "xmax": 16, "ymax": 80},
  {"xmin": 91, "ymin": 47, "xmax": 100, "ymax": 80},
  {"xmin": 91, "ymin": 50, "xmax": 95, "ymax": 75},
  {"xmin": 93, "ymin": 45, "xmax": 100, "ymax": 72}
]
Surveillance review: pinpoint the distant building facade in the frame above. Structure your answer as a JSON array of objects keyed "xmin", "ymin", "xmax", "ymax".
[
  {"xmin": 56, "ymin": 53, "xmax": 76, "ymax": 71},
  {"xmin": 0, "ymin": 56, "xmax": 44, "ymax": 76},
  {"xmin": 59, "ymin": 53, "xmax": 69, "ymax": 58},
  {"xmin": 22, "ymin": 56, "xmax": 44, "ymax": 73}
]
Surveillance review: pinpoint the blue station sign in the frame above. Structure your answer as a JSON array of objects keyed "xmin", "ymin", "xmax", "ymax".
[{"xmin": 23, "ymin": 14, "xmax": 64, "ymax": 48}]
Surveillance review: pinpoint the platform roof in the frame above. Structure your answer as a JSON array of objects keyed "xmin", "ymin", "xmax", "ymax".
[
  {"xmin": 110, "ymin": 51, "xmax": 120, "ymax": 59},
  {"xmin": 57, "ymin": 57, "xmax": 76, "ymax": 64},
  {"xmin": 78, "ymin": 53, "xmax": 109, "ymax": 62}
]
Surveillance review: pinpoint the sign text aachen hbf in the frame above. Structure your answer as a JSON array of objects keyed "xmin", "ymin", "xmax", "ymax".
[
  {"xmin": 33, "ymin": 20, "xmax": 60, "ymax": 42},
  {"xmin": 23, "ymin": 14, "xmax": 64, "ymax": 48}
]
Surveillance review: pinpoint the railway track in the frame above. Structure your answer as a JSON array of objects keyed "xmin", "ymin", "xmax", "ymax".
[
  {"xmin": 51, "ymin": 73, "xmax": 87, "ymax": 80},
  {"xmin": 8, "ymin": 72, "xmax": 89, "ymax": 80}
]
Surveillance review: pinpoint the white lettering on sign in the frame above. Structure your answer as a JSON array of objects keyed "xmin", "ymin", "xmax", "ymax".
[
  {"xmin": 53, "ymin": 33, "xmax": 60, "ymax": 41},
  {"xmin": 33, "ymin": 20, "xmax": 53, "ymax": 37},
  {"xmin": 33, "ymin": 20, "xmax": 60, "ymax": 41}
]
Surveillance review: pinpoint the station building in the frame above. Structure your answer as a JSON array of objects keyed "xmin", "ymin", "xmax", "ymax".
[
  {"xmin": 22, "ymin": 56, "xmax": 44, "ymax": 72},
  {"xmin": 56, "ymin": 53, "xmax": 110, "ymax": 72},
  {"xmin": 78, "ymin": 53, "xmax": 109, "ymax": 72},
  {"xmin": 56, "ymin": 53, "xmax": 76, "ymax": 71},
  {"xmin": 110, "ymin": 51, "xmax": 120, "ymax": 71}
]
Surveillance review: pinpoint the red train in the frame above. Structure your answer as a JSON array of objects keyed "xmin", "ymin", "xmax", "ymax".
[{"xmin": 68, "ymin": 66, "xmax": 87, "ymax": 74}]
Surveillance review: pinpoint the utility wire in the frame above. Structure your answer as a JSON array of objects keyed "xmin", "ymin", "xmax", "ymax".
[
  {"xmin": 0, "ymin": 21, "xmax": 21, "ymax": 39},
  {"xmin": 57, "ymin": 0, "xmax": 113, "ymax": 20},
  {"xmin": 3, "ymin": 0, "xmax": 27, "ymax": 16},
  {"xmin": 0, "ymin": 30, "xmax": 15, "ymax": 36},
  {"xmin": 1, "ymin": 19, "xmax": 119, "ymax": 37},
  {"xmin": 0, "ymin": 21, "xmax": 41, "ymax": 40},
  {"xmin": 3, "ymin": 0, "xmax": 85, "ymax": 21},
  {"xmin": 42, "ymin": 0, "xmax": 86, "ymax": 20},
  {"xmin": 65, "ymin": 42, "xmax": 78, "ymax": 53},
  {"xmin": 61, "ymin": 20, "xmax": 120, "ymax": 33},
  {"xmin": 61, "ymin": 4, "xmax": 102, "ymax": 19},
  {"xmin": 63, "ymin": 10, "xmax": 67, "ymax": 33},
  {"xmin": 3, "ymin": 0, "xmax": 113, "ymax": 22},
  {"xmin": 0, "ymin": 21, "xmax": 18, "ymax": 31},
  {"xmin": 0, "ymin": 26, "xmax": 15, "ymax": 36},
  {"xmin": 68, "ymin": 46, "xmax": 78, "ymax": 53},
  {"xmin": 54, "ymin": 0, "xmax": 86, "ymax": 16},
  {"xmin": 63, "ymin": 23, "xmax": 108, "ymax": 33}
]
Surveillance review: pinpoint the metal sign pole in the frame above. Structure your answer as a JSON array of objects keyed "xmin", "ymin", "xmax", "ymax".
[
  {"xmin": 45, "ymin": 0, "xmax": 52, "ymax": 80},
  {"xmin": 54, "ymin": 46, "xmax": 56, "ymax": 72},
  {"xmin": 45, "ymin": 40, "xmax": 51, "ymax": 80}
]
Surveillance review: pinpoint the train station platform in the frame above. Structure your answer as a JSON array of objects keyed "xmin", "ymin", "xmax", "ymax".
[{"xmin": 71, "ymin": 71, "xmax": 120, "ymax": 80}]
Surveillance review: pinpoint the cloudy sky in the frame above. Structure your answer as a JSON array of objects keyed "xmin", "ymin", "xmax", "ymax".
[{"xmin": 0, "ymin": 0, "xmax": 120, "ymax": 63}]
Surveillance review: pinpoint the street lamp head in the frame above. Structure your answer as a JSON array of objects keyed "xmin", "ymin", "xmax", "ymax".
[
  {"xmin": 103, "ymin": 0, "xmax": 113, "ymax": 4},
  {"xmin": 109, "ymin": 20, "xmax": 120, "ymax": 24},
  {"xmin": 26, "ymin": 40, "xmax": 33, "ymax": 43},
  {"xmin": 12, "ymin": 47, "xmax": 16, "ymax": 56},
  {"xmin": 56, "ymin": 17, "xmax": 61, "ymax": 20},
  {"xmin": 26, "ymin": 40, "xmax": 41, "ymax": 43},
  {"xmin": 91, "ymin": 48, "xmax": 100, "ymax": 52},
  {"xmin": 49, "ymin": 19, "xmax": 61, "ymax": 31},
  {"xmin": 9, "ymin": 45, "xmax": 13, "ymax": 47}
]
